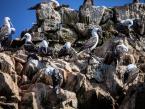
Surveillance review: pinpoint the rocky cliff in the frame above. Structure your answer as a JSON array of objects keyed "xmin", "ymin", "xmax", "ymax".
[{"xmin": 0, "ymin": 0, "xmax": 145, "ymax": 109}]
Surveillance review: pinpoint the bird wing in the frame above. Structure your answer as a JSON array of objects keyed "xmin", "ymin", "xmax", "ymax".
[
  {"xmin": 0, "ymin": 25, "xmax": 9, "ymax": 37},
  {"xmin": 83, "ymin": 37, "xmax": 97, "ymax": 49}
]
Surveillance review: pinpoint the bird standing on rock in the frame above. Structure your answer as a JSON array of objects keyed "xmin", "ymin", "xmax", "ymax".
[
  {"xmin": 124, "ymin": 64, "xmax": 139, "ymax": 86},
  {"xmin": 79, "ymin": 27, "xmax": 102, "ymax": 54},
  {"xmin": 120, "ymin": 19, "xmax": 134, "ymax": 30},
  {"xmin": 114, "ymin": 40, "xmax": 128, "ymax": 67},
  {"xmin": 0, "ymin": 17, "xmax": 16, "ymax": 40},
  {"xmin": 39, "ymin": 66, "xmax": 63, "ymax": 94},
  {"xmin": 21, "ymin": 33, "xmax": 37, "ymax": 52},
  {"xmin": 22, "ymin": 33, "xmax": 32, "ymax": 44},
  {"xmin": 38, "ymin": 40, "xmax": 49, "ymax": 54},
  {"xmin": 49, "ymin": 0, "xmax": 60, "ymax": 8},
  {"xmin": 58, "ymin": 42, "xmax": 76, "ymax": 58},
  {"xmin": 0, "ymin": 17, "xmax": 16, "ymax": 48}
]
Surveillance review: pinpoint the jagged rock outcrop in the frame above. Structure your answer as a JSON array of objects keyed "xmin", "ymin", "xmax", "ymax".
[{"xmin": 0, "ymin": 0, "xmax": 145, "ymax": 109}]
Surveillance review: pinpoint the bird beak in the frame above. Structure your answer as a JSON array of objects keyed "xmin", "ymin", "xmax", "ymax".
[{"xmin": 21, "ymin": 36, "xmax": 26, "ymax": 41}]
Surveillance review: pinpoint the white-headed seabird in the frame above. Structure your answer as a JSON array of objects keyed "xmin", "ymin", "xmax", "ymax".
[
  {"xmin": 21, "ymin": 33, "xmax": 37, "ymax": 52},
  {"xmin": 114, "ymin": 41, "xmax": 128, "ymax": 67},
  {"xmin": 38, "ymin": 40, "xmax": 49, "ymax": 54},
  {"xmin": 116, "ymin": 43, "xmax": 128, "ymax": 54},
  {"xmin": 0, "ymin": 17, "xmax": 16, "ymax": 40},
  {"xmin": 50, "ymin": 0, "xmax": 60, "ymax": 8},
  {"xmin": 120, "ymin": 19, "xmax": 134, "ymax": 29},
  {"xmin": 80, "ymin": 27, "xmax": 102, "ymax": 53},
  {"xmin": 41, "ymin": 66, "xmax": 63, "ymax": 94},
  {"xmin": 21, "ymin": 33, "xmax": 32, "ymax": 44},
  {"xmin": 58, "ymin": 42, "xmax": 74, "ymax": 57},
  {"xmin": 124, "ymin": 64, "xmax": 139, "ymax": 86}
]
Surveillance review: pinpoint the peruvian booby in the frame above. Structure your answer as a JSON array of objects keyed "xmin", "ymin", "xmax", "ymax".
[
  {"xmin": 50, "ymin": 0, "xmax": 60, "ymax": 8},
  {"xmin": 124, "ymin": 64, "xmax": 139, "ymax": 85},
  {"xmin": 116, "ymin": 43, "xmax": 128, "ymax": 54},
  {"xmin": 24, "ymin": 55, "xmax": 44, "ymax": 80},
  {"xmin": 21, "ymin": 33, "xmax": 37, "ymax": 52},
  {"xmin": 38, "ymin": 40, "xmax": 49, "ymax": 54},
  {"xmin": 114, "ymin": 41, "xmax": 129, "ymax": 67},
  {"xmin": 80, "ymin": 27, "xmax": 102, "ymax": 52},
  {"xmin": 58, "ymin": 42, "xmax": 77, "ymax": 58},
  {"xmin": 42, "ymin": 66, "xmax": 63, "ymax": 94},
  {"xmin": 22, "ymin": 33, "xmax": 32, "ymax": 44},
  {"xmin": 120, "ymin": 19, "xmax": 134, "ymax": 29},
  {"xmin": 0, "ymin": 17, "xmax": 16, "ymax": 40}
]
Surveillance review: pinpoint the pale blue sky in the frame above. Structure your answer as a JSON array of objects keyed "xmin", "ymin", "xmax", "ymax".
[{"xmin": 0, "ymin": 0, "xmax": 143, "ymax": 38}]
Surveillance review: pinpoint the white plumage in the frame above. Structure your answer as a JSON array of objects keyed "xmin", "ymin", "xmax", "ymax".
[
  {"xmin": 89, "ymin": 27, "xmax": 100, "ymax": 51},
  {"xmin": 44, "ymin": 66, "xmax": 55, "ymax": 76},
  {"xmin": 64, "ymin": 42, "xmax": 71, "ymax": 49},
  {"xmin": 126, "ymin": 64, "xmax": 137, "ymax": 72},
  {"xmin": 50, "ymin": 0, "xmax": 60, "ymax": 7},
  {"xmin": 23, "ymin": 33, "xmax": 32, "ymax": 43},
  {"xmin": 120, "ymin": 19, "xmax": 134, "ymax": 29},
  {"xmin": 124, "ymin": 64, "xmax": 139, "ymax": 86},
  {"xmin": 39, "ymin": 40, "xmax": 49, "ymax": 48},
  {"xmin": 79, "ymin": 27, "xmax": 102, "ymax": 54},
  {"xmin": 0, "ymin": 17, "xmax": 16, "ymax": 38},
  {"xmin": 116, "ymin": 43, "xmax": 128, "ymax": 53}
]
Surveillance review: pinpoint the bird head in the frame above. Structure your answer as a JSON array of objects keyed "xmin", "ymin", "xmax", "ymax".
[
  {"xmin": 21, "ymin": 33, "xmax": 32, "ymax": 41},
  {"xmin": 120, "ymin": 19, "xmax": 134, "ymax": 28},
  {"xmin": 92, "ymin": 27, "xmax": 103, "ymax": 38},
  {"xmin": 50, "ymin": 0, "xmax": 60, "ymax": 8},
  {"xmin": 4, "ymin": 17, "xmax": 11, "ymax": 22},
  {"xmin": 4, "ymin": 17, "xmax": 11, "ymax": 26},
  {"xmin": 64, "ymin": 42, "xmax": 71, "ymax": 49},
  {"xmin": 126, "ymin": 19, "xmax": 134, "ymax": 28}
]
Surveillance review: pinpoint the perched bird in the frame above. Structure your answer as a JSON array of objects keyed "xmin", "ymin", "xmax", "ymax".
[
  {"xmin": 80, "ymin": 27, "xmax": 102, "ymax": 52},
  {"xmin": 58, "ymin": 42, "xmax": 76, "ymax": 58},
  {"xmin": 124, "ymin": 64, "xmax": 139, "ymax": 86},
  {"xmin": 120, "ymin": 19, "xmax": 134, "ymax": 29},
  {"xmin": 41, "ymin": 66, "xmax": 63, "ymax": 94},
  {"xmin": 24, "ymin": 54, "xmax": 45, "ymax": 80},
  {"xmin": 50, "ymin": 0, "xmax": 60, "ymax": 8},
  {"xmin": 38, "ymin": 40, "xmax": 49, "ymax": 54},
  {"xmin": 116, "ymin": 43, "xmax": 128, "ymax": 54},
  {"xmin": 21, "ymin": 33, "xmax": 32, "ymax": 44},
  {"xmin": 114, "ymin": 41, "xmax": 128, "ymax": 67},
  {"xmin": 21, "ymin": 33, "xmax": 37, "ymax": 52},
  {"xmin": 0, "ymin": 17, "xmax": 16, "ymax": 40}
]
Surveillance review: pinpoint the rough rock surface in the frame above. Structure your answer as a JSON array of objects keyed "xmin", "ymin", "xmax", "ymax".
[{"xmin": 0, "ymin": 0, "xmax": 145, "ymax": 109}]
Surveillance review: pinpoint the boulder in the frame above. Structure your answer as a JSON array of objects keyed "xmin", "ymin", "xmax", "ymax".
[
  {"xmin": 119, "ymin": 83, "xmax": 145, "ymax": 109},
  {"xmin": 0, "ymin": 72, "xmax": 20, "ymax": 102},
  {"xmin": 59, "ymin": 7, "xmax": 79, "ymax": 25},
  {"xmin": 22, "ymin": 83, "xmax": 78, "ymax": 109},
  {"xmin": 15, "ymin": 62, "xmax": 23, "ymax": 75},
  {"xmin": 0, "ymin": 102, "xmax": 18, "ymax": 109},
  {"xmin": 0, "ymin": 53, "xmax": 15, "ymax": 74},
  {"xmin": 79, "ymin": 5, "xmax": 107, "ymax": 25},
  {"xmin": 57, "ymin": 27, "xmax": 78, "ymax": 43},
  {"xmin": 77, "ymin": 82, "xmax": 116, "ymax": 109},
  {"xmin": 64, "ymin": 72, "xmax": 86, "ymax": 92}
]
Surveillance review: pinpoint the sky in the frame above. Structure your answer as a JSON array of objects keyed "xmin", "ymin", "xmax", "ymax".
[{"xmin": 0, "ymin": 0, "xmax": 144, "ymax": 39}]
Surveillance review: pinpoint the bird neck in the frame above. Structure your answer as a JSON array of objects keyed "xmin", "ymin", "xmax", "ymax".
[
  {"xmin": 26, "ymin": 36, "xmax": 32, "ymax": 43},
  {"xmin": 92, "ymin": 30, "xmax": 99, "ymax": 38},
  {"xmin": 95, "ymin": 34, "xmax": 99, "ymax": 44},
  {"xmin": 4, "ymin": 20, "xmax": 10, "ymax": 27}
]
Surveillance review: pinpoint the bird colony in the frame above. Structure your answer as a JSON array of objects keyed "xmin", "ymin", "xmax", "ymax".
[{"xmin": 0, "ymin": 0, "xmax": 145, "ymax": 109}]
